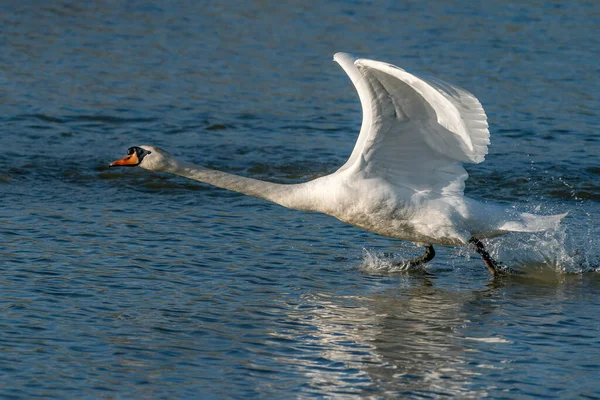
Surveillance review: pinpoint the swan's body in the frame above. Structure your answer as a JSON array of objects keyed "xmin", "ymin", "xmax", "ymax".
[{"xmin": 111, "ymin": 53, "xmax": 565, "ymax": 275}]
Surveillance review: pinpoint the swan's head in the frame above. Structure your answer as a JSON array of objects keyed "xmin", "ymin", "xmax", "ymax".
[{"xmin": 109, "ymin": 145, "xmax": 173, "ymax": 171}]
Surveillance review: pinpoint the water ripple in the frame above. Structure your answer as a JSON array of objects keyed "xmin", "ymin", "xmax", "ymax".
[{"xmin": 1, "ymin": 0, "xmax": 599, "ymax": 397}]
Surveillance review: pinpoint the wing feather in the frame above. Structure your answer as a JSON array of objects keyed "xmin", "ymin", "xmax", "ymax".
[{"xmin": 333, "ymin": 53, "xmax": 491, "ymax": 195}]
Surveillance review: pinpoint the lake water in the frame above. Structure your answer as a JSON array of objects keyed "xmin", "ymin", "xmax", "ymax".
[{"xmin": 1, "ymin": 1, "xmax": 599, "ymax": 398}]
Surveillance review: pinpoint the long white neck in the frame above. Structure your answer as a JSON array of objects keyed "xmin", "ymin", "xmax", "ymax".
[{"xmin": 160, "ymin": 158, "xmax": 324, "ymax": 212}]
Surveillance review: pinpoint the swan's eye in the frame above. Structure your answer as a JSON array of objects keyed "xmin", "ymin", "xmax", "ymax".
[{"xmin": 127, "ymin": 147, "xmax": 135, "ymax": 155}]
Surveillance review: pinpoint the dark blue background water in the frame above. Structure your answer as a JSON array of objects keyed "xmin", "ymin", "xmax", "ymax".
[{"xmin": 1, "ymin": 1, "xmax": 599, "ymax": 398}]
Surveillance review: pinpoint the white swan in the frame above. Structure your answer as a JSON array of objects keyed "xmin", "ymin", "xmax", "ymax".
[{"xmin": 110, "ymin": 53, "xmax": 565, "ymax": 276}]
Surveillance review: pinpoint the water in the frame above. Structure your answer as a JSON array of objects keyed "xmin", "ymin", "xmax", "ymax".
[{"xmin": 1, "ymin": 0, "xmax": 599, "ymax": 398}]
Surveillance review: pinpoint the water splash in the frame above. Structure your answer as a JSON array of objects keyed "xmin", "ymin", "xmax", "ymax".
[
  {"xmin": 511, "ymin": 163, "xmax": 600, "ymax": 274},
  {"xmin": 458, "ymin": 219, "xmax": 599, "ymax": 275},
  {"xmin": 360, "ymin": 217, "xmax": 599, "ymax": 277},
  {"xmin": 359, "ymin": 248, "xmax": 430, "ymax": 274}
]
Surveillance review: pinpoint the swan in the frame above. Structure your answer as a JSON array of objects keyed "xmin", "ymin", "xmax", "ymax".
[{"xmin": 110, "ymin": 53, "xmax": 565, "ymax": 276}]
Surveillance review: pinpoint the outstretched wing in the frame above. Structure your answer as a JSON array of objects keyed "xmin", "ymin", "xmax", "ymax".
[{"xmin": 333, "ymin": 53, "xmax": 490, "ymax": 195}]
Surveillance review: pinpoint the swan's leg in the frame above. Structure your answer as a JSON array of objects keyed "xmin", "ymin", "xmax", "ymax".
[
  {"xmin": 400, "ymin": 245, "xmax": 435, "ymax": 268},
  {"xmin": 469, "ymin": 237, "xmax": 502, "ymax": 277}
]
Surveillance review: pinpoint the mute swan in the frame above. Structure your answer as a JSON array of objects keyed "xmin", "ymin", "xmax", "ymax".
[{"xmin": 110, "ymin": 53, "xmax": 565, "ymax": 276}]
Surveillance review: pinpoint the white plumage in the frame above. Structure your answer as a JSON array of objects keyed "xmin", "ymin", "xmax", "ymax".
[{"xmin": 111, "ymin": 53, "xmax": 566, "ymax": 275}]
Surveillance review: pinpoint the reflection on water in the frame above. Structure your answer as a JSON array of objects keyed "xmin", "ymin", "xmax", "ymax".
[
  {"xmin": 286, "ymin": 283, "xmax": 489, "ymax": 397},
  {"xmin": 278, "ymin": 274, "xmax": 600, "ymax": 398}
]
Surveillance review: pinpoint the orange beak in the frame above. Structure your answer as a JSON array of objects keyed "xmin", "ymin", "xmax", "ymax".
[{"xmin": 109, "ymin": 152, "xmax": 140, "ymax": 167}]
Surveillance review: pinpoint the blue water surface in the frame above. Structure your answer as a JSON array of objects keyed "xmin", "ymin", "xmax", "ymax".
[{"xmin": 1, "ymin": 1, "xmax": 599, "ymax": 398}]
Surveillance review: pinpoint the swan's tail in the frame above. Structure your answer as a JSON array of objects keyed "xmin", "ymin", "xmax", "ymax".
[{"xmin": 499, "ymin": 212, "xmax": 567, "ymax": 233}]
